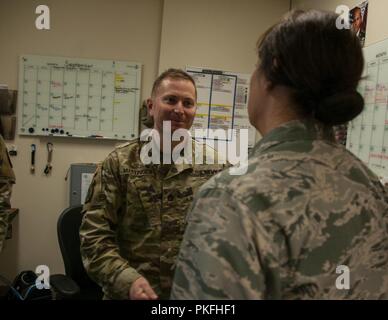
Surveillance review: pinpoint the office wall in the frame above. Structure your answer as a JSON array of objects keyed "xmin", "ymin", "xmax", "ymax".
[
  {"xmin": 159, "ymin": 0, "xmax": 290, "ymax": 74},
  {"xmin": 292, "ymin": 0, "xmax": 388, "ymax": 46},
  {"xmin": 0, "ymin": 0, "xmax": 163, "ymax": 278}
]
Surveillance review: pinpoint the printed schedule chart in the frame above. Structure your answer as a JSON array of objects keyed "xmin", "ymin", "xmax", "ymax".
[{"xmin": 187, "ymin": 67, "xmax": 255, "ymax": 148}]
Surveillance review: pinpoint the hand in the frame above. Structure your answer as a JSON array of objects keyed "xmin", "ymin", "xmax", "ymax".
[{"xmin": 129, "ymin": 277, "xmax": 158, "ymax": 300}]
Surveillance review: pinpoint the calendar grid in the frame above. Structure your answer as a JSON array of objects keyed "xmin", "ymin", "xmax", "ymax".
[{"xmin": 18, "ymin": 55, "xmax": 142, "ymax": 140}]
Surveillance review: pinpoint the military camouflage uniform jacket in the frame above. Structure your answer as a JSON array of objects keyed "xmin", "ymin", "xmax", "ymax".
[
  {"xmin": 0, "ymin": 135, "xmax": 15, "ymax": 253},
  {"xmin": 80, "ymin": 138, "xmax": 224, "ymax": 299},
  {"xmin": 171, "ymin": 120, "xmax": 388, "ymax": 299}
]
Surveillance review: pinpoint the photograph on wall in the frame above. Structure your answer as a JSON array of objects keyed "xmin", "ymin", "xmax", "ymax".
[
  {"xmin": 350, "ymin": 0, "xmax": 368, "ymax": 47},
  {"xmin": 335, "ymin": 1, "xmax": 369, "ymax": 146}
]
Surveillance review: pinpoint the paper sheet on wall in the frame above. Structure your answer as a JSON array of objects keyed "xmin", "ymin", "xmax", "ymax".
[{"xmin": 186, "ymin": 67, "xmax": 255, "ymax": 147}]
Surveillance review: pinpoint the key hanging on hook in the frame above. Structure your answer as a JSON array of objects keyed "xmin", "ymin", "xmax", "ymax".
[
  {"xmin": 44, "ymin": 142, "xmax": 53, "ymax": 175},
  {"xmin": 30, "ymin": 144, "xmax": 36, "ymax": 174}
]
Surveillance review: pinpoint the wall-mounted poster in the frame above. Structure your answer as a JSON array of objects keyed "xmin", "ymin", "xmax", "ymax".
[
  {"xmin": 334, "ymin": 1, "xmax": 369, "ymax": 145},
  {"xmin": 350, "ymin": 1, "xmax": 368, "ymax": 47}
]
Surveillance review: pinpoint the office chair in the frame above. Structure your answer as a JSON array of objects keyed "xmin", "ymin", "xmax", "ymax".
[{"xmin": 57, "ymin": 205, "xmax": 103, "ymax": 300}]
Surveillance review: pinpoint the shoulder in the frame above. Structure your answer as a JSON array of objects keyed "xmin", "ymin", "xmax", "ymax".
[
  {"xmin": 192, "ymin": 139, "xmax": 219, "ymax": 160},
  {"xmin": 341, "ymin": 147, "xmax": 386, "ymax": 193},
  {"xmin": 100, "ymin": 138, "xmax": 147, "ymax": 176},
  {"xmin": 191, "ymin": 139, "xmax": 226, "ymax": 173},
  {"xmin": 113, "ymin": 138, "xmax": 141, "ymax": 156},
  {"xmin": 193, "ymin": 150, "xmax": 300, "ymax": 214},
  {"xmin": 105, "ymin": 138, "xmax": 142, "ymax": 163}
]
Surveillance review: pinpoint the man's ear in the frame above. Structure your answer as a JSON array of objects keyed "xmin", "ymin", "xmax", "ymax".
[{"xmin": 146, "ymin": 98, "xmax": 154, "ymax": 116}]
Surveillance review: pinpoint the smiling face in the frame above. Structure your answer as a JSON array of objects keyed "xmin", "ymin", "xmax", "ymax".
[{"xmin": 147, "ymin": 78, "xmax": 197, "ymax": 135}]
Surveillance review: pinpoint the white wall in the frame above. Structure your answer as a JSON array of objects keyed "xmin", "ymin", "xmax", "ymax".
[{"xmin": 159, "ymin": 0, "xmax": 290, "ymax": 74}]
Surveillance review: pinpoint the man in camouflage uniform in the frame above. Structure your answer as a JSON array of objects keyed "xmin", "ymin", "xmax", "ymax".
[
  {"xmin": 80, "ymin": 69, "xmax": 224, "ymax": 300},
  {"xmin": 0, "ymin": 135, "xmax": 15, "ymax": 253},
  {"xmin": 171, "ymin": 120, "xmax": 388, "ymax": 299}
]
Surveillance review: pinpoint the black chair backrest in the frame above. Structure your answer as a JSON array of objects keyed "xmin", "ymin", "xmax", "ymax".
[{"xmin": 57, "ymin": 205, "xmax": 100, "ymax": 290}]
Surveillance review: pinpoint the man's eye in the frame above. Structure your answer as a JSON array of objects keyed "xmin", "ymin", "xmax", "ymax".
[
  {"xmin": 165, "ymin": 97, "xmax": 177, "ymax": 104},
  {"xmin": 183, "ymin": 100, "xmax": 194, "ymax": 108}
]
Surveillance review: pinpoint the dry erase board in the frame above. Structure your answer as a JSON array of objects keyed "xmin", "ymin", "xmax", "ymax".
[
  {"xmin": 17, "ymin": 55, "xmax": 142, "ymax": 140},
  {"xmin": 346, "ymin": 38, "xmax": 388, "ymax": 178}
]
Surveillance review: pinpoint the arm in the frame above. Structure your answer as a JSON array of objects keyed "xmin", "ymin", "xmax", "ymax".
[
  {"xmin": 171, "ymin": 187, "xmax": 276, "ymax": 300},
  {"xmin": 0, "ymin": 179, "xmax": 13, "ymax": 253},
  {"xmin": 79, "ymin": 152, "xmax": 142, "ymax": 299},
  {"xmin": 0, "ymin": 137, "xmax": 15, "ymax": 253}
]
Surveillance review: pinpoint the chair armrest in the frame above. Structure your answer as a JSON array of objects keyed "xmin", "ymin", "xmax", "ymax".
[{"xmin": 50, "ymin": 274, "xmax": 80, "ymax": 299}]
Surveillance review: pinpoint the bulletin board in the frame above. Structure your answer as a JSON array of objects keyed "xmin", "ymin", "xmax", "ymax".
[
  {"xmin": 186, "ymin": 66, "xmax": 256, "ymax": 148},
  {"xmin": 17, "ymin": 55, "xmax": 142, "ymax": 140},
  {"xmin": 346, "ymin": 38, "xmax": 388, "ymax": 178}
]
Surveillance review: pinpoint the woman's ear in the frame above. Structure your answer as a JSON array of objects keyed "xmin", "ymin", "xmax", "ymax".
[
  {"xmin": 266, "ymin": 58, "xmax": 278, "ymax": 91},
  {"xmin": 262, "ymin": 73, "xmax": 274, "ymax": 91}
]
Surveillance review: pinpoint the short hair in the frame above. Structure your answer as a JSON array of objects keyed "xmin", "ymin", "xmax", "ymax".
[
  {"xmin": 151, "ymin": 68, "xmax": 197, "ymax": 98},
  {"xmin": 256, "ymin": 10, "xmax": 364, "ymax": 125}
]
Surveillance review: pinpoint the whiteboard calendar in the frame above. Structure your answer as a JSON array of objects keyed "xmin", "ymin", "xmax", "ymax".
[
  {"xmin": 17, "ymin": 55, "xmax": 142, "ymax": 140},
  {"xmin": 346, "ymin": 38, "xmax": 388, "ymax": 178}
]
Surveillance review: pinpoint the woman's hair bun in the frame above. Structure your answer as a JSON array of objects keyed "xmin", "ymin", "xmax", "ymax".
[{"xmin": 314, "ymin": 91, "xmax": 364, "ymax": 125}]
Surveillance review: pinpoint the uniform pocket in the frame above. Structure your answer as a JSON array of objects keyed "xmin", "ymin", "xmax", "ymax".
[{"xmin": 126, "ymin": 172, "xmax": 161, "ymax": 229}]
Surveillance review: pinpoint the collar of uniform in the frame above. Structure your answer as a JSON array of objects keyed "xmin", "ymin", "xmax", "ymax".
[
  {"xmin": 137, "ymin": 133, "xmax": 220, "ymax": 179},
  {"xmin": 144, "ymin": 139, "xmax": 195, "ymax": 180},
  {"xmin": 250, "ymin": 119, "xmax": 335, "ymax": 157}
]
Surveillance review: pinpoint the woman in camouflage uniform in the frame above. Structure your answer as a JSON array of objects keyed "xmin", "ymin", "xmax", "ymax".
[{"xmin": 172, "ymin": 10, "xmax": 388, "ymax": 299}]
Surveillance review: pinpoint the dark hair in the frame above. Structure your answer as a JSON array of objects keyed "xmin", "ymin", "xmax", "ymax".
[
  {"xmin": 151, "ymin": 68, "xmax": 197, "ymax": 98},
  {"xmin": 257, "ymin": 10, "xmax": 364, "ymax": 125}
]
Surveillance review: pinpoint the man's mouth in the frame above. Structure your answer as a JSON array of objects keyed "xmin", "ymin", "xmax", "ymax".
[{"xmin": 171, "ymin": 119, "xmax": 185, "ymax": 125}]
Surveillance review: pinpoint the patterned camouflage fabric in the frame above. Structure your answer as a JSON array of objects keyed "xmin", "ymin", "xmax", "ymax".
[
  {"xmin": 0, "ymin": 135, "xmax": 15, "ymax": 253},
  {"xmin": 80, "ymin": 138, "xmax": 224, "ymax": 299},
  {"xmin": 139, "ymin": 100, "xmax": 154, "ymax": 130},
  {"xmin": 171, "ymin": 120, "xmax": 388, "ymax": 300}
]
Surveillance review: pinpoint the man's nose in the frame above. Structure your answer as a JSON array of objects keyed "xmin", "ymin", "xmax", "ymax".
[{"xmin": 174, "ymin": 101, "xmax": 184, "ymax": 114}]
